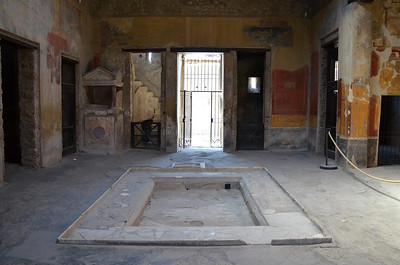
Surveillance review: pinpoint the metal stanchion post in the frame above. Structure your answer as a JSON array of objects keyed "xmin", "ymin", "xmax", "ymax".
[{"xmin": 320, "ymin": 128, "xmax": 338, "ymax": 170}]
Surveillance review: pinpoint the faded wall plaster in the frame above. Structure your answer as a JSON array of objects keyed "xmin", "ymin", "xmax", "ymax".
[
  {"xmin": 312, "ymin": 0, "xmax": 375, "ymax": 167},
  {"xmin": 367, "ymin": 0, "xmax": 400, "ymax": 166},
  {"xmin": 336, "ymin": 3, "xmax": 372, "ymax": 168},
  {"xmin": 132, "ymin": 53, "xmax": 162, "ymax": 99},
  {"xmin": 93, "ymin": 17, "xmax": 305, "ymax": 51},
  {"xmin": 130, "ymin": 53, "xmax": 162, "ymax": 123},
  {"xmin": 0, "ymin": 0, "xmax": 94, "ymax": 168}
]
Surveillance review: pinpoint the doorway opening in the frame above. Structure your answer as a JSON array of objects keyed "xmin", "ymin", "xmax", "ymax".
[
  {"xmin": 61, "ymin": 58, "xmax": 77, "ymax": 156},
  {"xmin": 236, "ymin": 52, "xmax": 265, "ymax": 150},
  {"xmin": 1, "ymin": 37, "xmax": 40, "ymax": 171},
  {"xmin": 324, "ymin": 43, "xmax": 338, "ymax": 159},
  {"xmin": 378, "ymin": 96, "xmax": 400, "ymax": 165},
  {"xmin": 178, "ymin": 53, "xmax": 224, "ymax": 149},
  {"xmin": 1, "ymin": 40, "xmax": 21, "ymax": 164}
]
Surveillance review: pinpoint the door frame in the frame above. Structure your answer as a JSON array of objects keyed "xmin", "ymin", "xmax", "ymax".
[
  {"xmin": 177, "ymin": 52, "xmax": 224, "ymax": 149},
  {"xmin": 317, "ymin": 31, "xmax": 339, "ymax": 155},
  {"xmin": 325, "ymin": 45, "xmax": 338, "ymax": 159},
  {"xmin": 0, "ymin": 30, "xmax": 40, "ymax": 179},
  {"xmin": 235, "ymin": 50, "xmax": 271, "ymax": 151}
]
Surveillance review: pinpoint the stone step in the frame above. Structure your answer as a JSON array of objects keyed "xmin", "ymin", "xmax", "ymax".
[
  {"xmin": 132, "ymin": 80, "xmax": 144, "ymax": 88},
  {"xmin": 136, "ymin": 86, "xmax": 148, "ymax": 93}
]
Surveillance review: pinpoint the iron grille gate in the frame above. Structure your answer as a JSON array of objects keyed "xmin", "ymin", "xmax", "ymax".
[
  {"xmin": 179, "ymin": 54, "xmax": 223, "ymax": 148},
  {"xmin": 181, "ymin": 91, "xmax": 192, "ymax": 148},
  {"xmin": 378, "ymin": 96, "xmax": 400, "ymax": 165}
]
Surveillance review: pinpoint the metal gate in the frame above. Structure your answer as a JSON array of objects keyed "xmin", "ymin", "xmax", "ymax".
[
  {"xmin": 210, "ymin": 90, "xmax": 223, "ymax": 147},
  {"xmin": 179, "ymin": 53, "xmax": 223, "ymax": 148},
  {"xmin": 180, "ymin": 90, "xmax": 192, "ymax": 148},
  {"xmin": 378, "ymin": 96, "xmax": 400, "ymax": 165}
]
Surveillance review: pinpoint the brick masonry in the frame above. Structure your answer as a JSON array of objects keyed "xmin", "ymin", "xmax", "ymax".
[{"xmin": 18, "ymin": 49, "xmax": 41, "ymax": 169}]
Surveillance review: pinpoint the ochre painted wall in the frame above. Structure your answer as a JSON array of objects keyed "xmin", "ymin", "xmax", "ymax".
[
  {"xmin": 93, "ymin": 17, "xmax": 296, "ymax": 50},
  {"xmin": 93, "ymin": 16, "xmax": 311, "ymax": 130}
]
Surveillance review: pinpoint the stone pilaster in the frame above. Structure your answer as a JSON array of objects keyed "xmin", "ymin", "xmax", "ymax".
[
  {"xmin": 223, "ymin": 51, "xmax": 237, "ymax": 152},
  {"xmin": 336, "ymin": 3, "xmax": 372, "ymax": 168},
  {"xmin": 163, "ymin": 52, "xmax": 178, "ymax": 152}
]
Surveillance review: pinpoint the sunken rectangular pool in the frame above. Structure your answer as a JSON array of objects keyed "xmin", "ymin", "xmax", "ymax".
[{"xmin": 58, "ymin": 168, "xmax": 331, "ymax": 246}]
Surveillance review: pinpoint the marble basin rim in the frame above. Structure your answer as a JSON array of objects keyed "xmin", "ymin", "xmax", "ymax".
[{"xmin": 57, "ymin": 167, "xmax": 332, "ymax": 246}]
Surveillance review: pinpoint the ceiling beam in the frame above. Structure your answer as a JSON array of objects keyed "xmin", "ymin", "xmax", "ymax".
[{"xmin": 348, "ymin": 0, "xmax": 375, "ymax": 4}]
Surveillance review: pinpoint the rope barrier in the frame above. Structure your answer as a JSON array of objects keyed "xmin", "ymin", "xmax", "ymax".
[{"xmin": 328, "ymin": 131, "xmax": 400, "ymax": 184}]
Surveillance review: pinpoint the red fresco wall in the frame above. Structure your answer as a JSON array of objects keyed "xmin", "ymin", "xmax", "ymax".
[
  {"xmin": 310, "ymin": 52, "xmax": 319, "ymax": 116},
  {"xmin": 272, "ymin": 66, "xmax": 309, "ymax": 115},
  {"xmin": 47, "ymin": 32, "xmax": 68, "ymax": 85}
]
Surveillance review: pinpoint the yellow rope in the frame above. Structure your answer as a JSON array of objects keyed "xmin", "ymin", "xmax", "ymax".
[{"xmin": 328, "ymin": 131, "xmax": 400, "ymax": 183}]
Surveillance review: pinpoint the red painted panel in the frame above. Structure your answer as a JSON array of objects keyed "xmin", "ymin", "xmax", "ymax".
[
  {"xmin": 370, "ymin": 51, "xmax": 380, "ymax": 78},
  {"xmin": 47, "ymin": 32, "xmax": 68, "ymax": 56},
  {"xmin": 272, "ymin": 66, "xmax": 309, "ymax": 115},
  {"xmin": 368, "ymin": 95, "xmax": 379, "ymax": 137},
  {"xmin": 47, "ymin": 32, "xmax": 68, "ymax": 85},
  {"xmin": 392, "ymin": 48, "xmax": 400, "ymax": 55},
  {"xmin": 310, "ymin": 52, "xmax": 319, "ymax": 115},
  {"xmin": 93, "ymin": 54, "xmax": 101, "ymax": 68}
]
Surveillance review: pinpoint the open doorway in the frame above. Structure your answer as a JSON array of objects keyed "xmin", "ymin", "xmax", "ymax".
[
  {"xmin": 236, "ymin": 52, "xmax": 265, "ymax": 150},
  {"xmin": 324, "ymin": 43, "xmax": 338, "ymax": 159},
  {"xmin": 1, "ymin": 40, "xmax": 21, "ymax": 164},
  {"xmin": 178, "ymin": 53, "xmax": 223, "ymax": 149},
  {"xmin": 1, "ymin": 35, "xmax": 40, "ymax": 173},
  {"xmin": 378, "ymin": 96, "xmax": 400, "ymax": 165}
]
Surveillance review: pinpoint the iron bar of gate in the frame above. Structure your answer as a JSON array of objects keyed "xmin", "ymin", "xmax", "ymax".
[
  {"xmin": 131, "ymin": 122, "xmax": 161, "ymax": 150},
  {"xmin": 183, "ymin": 90, "xmax": 186, "ymax": 148},
  {"xmin": 210, "ymin": 90, "xmax": 213, "ymax": 146}
]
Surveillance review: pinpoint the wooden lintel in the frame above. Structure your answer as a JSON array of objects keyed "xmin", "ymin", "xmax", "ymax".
[
  {"xmin": 123, "ymin": 47, "xmax": 271, "ymax": 53},
  {"xmin": 122, "ymin": 47, "xmax": 167, "ymax": 53},
  {"xmin": 348, "ymin": 0, "xmax": 375, "ymax": 4}
]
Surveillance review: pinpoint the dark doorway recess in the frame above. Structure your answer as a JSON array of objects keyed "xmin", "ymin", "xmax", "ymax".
[
  {"xmin": 325, "ymin": 45, "xmax": 338, "ymax": 159},
  {"xmin": 236, "ymin": 52, "xmax": 265, "ymax": 150},
  {"xmin": 1, "ymin": 40, "xmax": 21, "ymax": 163},
  {"xmin": 61, "ymin": 59, "xmax": 77, "ymax": 156},
  {"xmin": 378, "ymin": 96, "xmax": 400, "ymax": 165}
]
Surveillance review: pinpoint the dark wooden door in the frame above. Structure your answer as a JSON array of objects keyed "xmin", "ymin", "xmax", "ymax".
[
  {"xmin": 61, "ymin": 60, "xmax": 76, "ymax": 156},
  {"xmin": 236, "ymin": 52, "xmax": 265, "ymax": 150},
  {"xmin": 1, "ymin": 40, "xmax": 21, "ymax": 163},
  {"xmin": 326, "ymin": 47, "xmax": 338, "ymax": 158}
]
